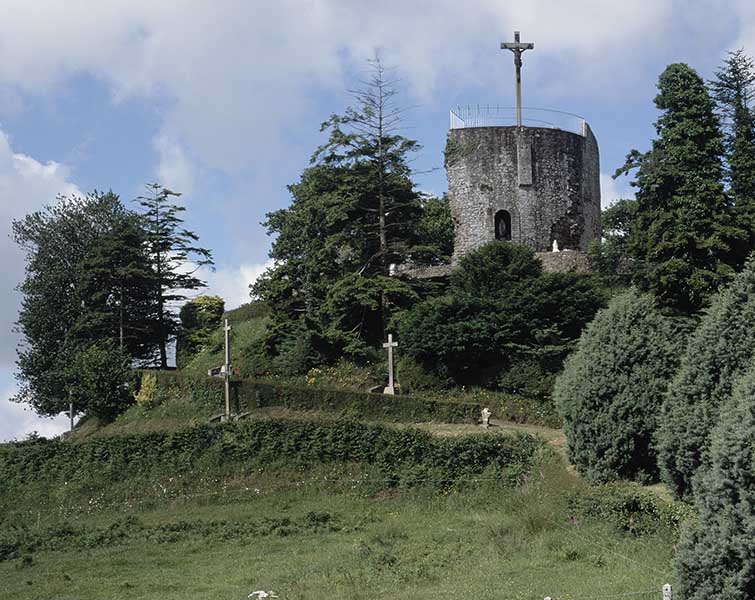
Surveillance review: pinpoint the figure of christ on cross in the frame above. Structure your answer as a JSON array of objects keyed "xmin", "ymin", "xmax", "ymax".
[
  {"xmin": 500, "ymin": 31, "xmax": 534, "ymax": 128},
  {"xmin": 383, "ymin": 334, "xmax": 398, "ymax": 395}
]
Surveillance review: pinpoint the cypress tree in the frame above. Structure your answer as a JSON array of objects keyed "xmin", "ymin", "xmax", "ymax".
[
  {"xmin": 617, "ymin": 63, "xmax": 739, "ymax": 312},
  {"xmin": 659, "ymin": 258, "xmax": 755, "ymax": 499},
  {"xmin": 676, "ymin": 364, "xmax": 755, "ymax": 599}
]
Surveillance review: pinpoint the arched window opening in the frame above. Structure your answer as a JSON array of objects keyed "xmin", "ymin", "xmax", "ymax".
[{"xmin": 495, "ymin": 210, "xmax": 512, "ymax": 241}]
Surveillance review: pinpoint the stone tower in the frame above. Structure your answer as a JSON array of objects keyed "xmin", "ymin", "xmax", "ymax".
[
  {"xmin": 445, "ymin": 116, "xmax": 601, "ymax": 261},
  {"xmin": 445, "ymin": 33, "xmax": 601, "ymax": 269}
]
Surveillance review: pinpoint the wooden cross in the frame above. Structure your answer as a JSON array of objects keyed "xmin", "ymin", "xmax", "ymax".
[
  {"xmin": 383, "ymin": 334, "xmax": 398, "ymax": 395},
  {"xmin": 500, "ymin": 31, "xmax": 535, "ymax": 127}
]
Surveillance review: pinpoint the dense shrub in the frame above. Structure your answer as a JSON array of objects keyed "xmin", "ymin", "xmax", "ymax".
[
  {"xmin": 676, "ymin": 364, "xmax": 755, "ymax": 599},
  {"xmin": 555, "ymin": 290, "xmax": 691, "ymax": 483},
  {"xmin": 399, "ymin": 243, "xmax": 605, "ymax": 387},
  {"xmin": 151, "ymin": 371, "xmax": 483, "ymax": 424},
  {"xmin": 568, "ymin": 482, "xmax": 694, "ymax": 537},
  {"xmin": 176, "ymin": 296, "xmax": 225, "ymax": 369},
  {"xmin": 658, "ymin": 260, "xmax": 755, "ymax": 499},
  {"xmin": 66, "ymin": 341, "xmax": 134, "ymax": 421},
  {"xmin": 0, "ymin": 419, "xmax": 543, "ymax": 490},
  {"xmin": 449, "ymin": 241, "xmax": 542, "ymax": 295}
]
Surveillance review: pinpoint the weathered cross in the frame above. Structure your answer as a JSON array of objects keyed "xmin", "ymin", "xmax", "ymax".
[
  {"xmin": 500, "ymin": 30, "xmax": 534, "ymax": 128},
  {"xmin": 223, "ymin": 319, "xmax": 232, "ymax": 419},
  {"xmin": 383, "ymin": 334, "xmax": 398, "ymax": 395}
]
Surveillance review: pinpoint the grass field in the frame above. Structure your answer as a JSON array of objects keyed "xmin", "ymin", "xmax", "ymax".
[{"xmin": 0, "ymin": 440, "xmax": 676, "ymax": 600}]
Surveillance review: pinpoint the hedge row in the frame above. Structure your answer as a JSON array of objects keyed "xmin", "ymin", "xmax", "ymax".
[
  {"xmin": 148, "ymin": 371, "xmax": 484, "ymax": 424},
  {"xmin": 0, "ymin": 419, "xmax": 543, "ymax": 489}
]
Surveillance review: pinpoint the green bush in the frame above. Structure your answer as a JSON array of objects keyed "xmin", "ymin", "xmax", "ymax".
[
  {"xmin": 675, "ymin": 363, "xmax": 755, "ymax": 599},
  {"xmin": 568, "ymin": 482, "xmax": 694, "ymax": 537},
  {"xmin": 176, "ymin": 295, "xmax": 225, "ymax": 368},
  {"xmin": 399, "ymin": 243, "xmax": 605, "ymax": 388},
  {"xmin": 659, "ymin": 259, "xmax": 755, "ymax": 499},
  {"xmin": 555, "ymin": 290, "xmax": 692, "ymax": 483},
  {"xmin": 449, "ymin": 241, "xmax": 542, "ymax": 296},
  {"xmin": 66, "ymin": 341, "xmax": 134, "ymax": 421},
  {"xmin": 152, "ymin": 371, "xmax": 484, "ymax": 425},
  {"xmin": 0, "ymin": 419, "xmax": 543, "ymax": 490}
]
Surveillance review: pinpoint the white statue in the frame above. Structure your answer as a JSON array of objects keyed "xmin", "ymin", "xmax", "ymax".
[
  {"xmin": 481, "ymin": 407, "xmax": 492, "ymax": 428},
  {"xmin": 552, "ymin": 239, "xmax": 560, "ymax": 252}
]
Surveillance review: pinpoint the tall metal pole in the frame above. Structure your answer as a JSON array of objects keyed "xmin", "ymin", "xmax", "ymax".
[
  {"xmin": 223, "ymin": 319, "xmax": 232, "ymax": 421},
  {"xmin": 501, "ymin": 31, "xmax": 534, "ymax": 128}
]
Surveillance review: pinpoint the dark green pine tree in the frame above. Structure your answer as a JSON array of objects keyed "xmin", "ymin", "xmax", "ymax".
[
  {"xmin": 616, "ymin": 63, "xmax": 741, "ymax": 312},
  {"xmin": 253, "ymin": 58, "xmax": 430, "ymax": 363},
  {"xmin": 711, "ymin": 49, "xmax": 755, "ymax": 261},
  {"xmin": 136, "ymin": 184, "xmax": 214, "ymax": 369},
  {"xmin": 75, "ymin": 212, "xmax": 159, "ymax": 364},
  {"xmin": 676, "ymin": 364, "xmax": 755, "ymax": 599}
]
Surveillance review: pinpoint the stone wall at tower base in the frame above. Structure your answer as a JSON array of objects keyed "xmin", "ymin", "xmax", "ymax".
[{"xmin": 535, "ymin": 250, "xmax": 591, "ymax": 274}]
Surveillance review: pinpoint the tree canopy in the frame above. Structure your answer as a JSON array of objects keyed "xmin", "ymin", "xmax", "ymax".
[{"xmin": 616, "ymin": 63, "xmax": 742, "ymax": 312}]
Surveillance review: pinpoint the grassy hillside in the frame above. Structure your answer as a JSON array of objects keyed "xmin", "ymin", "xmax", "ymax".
[{"xmin": 0, "ymin": 406, "xmax": 685, "ymax": 600}]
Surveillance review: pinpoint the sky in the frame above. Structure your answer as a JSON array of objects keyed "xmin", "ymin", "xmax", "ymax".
[{"xmin": 2, "ymin": 0, "xmax": 755, "ymax": 441}]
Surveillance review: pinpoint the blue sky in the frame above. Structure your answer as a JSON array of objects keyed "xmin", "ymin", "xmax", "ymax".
[{"xmin": 2, "ymin": 0, "xmax": 754, "ymax": 440}]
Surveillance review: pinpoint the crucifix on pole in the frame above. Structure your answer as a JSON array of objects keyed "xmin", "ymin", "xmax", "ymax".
[
  {"xmin": 383, "ymin": 334, "xmax": 398, "ymax": 395},
  {"xmin": 500, "ymin": 30, "xmax": 534, "ymax": 128}
]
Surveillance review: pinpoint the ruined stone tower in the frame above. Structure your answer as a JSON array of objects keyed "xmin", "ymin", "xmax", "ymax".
[
  {"xmin": 445, "ymin": 107, "xmax": 601, "ymax": 266},
  {"xmin": 444, "ymin": 32, "xmax": 600, "ymax": 271}
]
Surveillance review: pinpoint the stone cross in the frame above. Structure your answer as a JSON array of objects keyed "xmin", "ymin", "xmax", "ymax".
[
  {"xmin": 223, "ymin": 319, "xmax": 232, "ymax": 420},
  {"xmin": 500, "ymin": 31, "xmax": 534, "ymax": 127},
  {"xmin": 383, "ymin": 333, "xmax": 398, "ymax": 395}
]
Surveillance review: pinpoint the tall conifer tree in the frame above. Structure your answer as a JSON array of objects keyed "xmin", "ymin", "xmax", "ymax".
[
  {"xmin": 136, "ymin": 184, "xmax": 214, "ymax": 369},
  {"xmin": 617, "ymin": 63, "xmax": 740, "ymax": 312},
  {"xmin": 711, "ymin": 49, "xmax": 755, "ymax": 261}
]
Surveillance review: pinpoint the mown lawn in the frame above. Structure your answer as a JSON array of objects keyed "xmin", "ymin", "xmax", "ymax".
[{"xmin": 0, "ymin": 457, "xmax": 675, "ymax": 600}]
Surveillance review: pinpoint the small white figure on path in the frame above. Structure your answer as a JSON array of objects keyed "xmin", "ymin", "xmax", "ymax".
[
  {"xmin": 552, "ymin": 239, "xmax": 560, "ymax": 252},
  {"xmin": 481, "ymin": 407, "xmax": 492, "ymax": 428}
]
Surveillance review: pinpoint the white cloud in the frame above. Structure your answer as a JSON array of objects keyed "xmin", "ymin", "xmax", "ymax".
[
  {"xmin": 205, "ymin": 260, "xmax": 274, "ymax": 310},
  {"xmin": 153, "ymin": 134, "xmax": 195, "ymax": 195},
  {"xmin": 0, "ymin": 1, "xmax": 745, "ymax": 174},
  {"xmin": 0, "ymin": 129, "xmax": 81, "ymax": 366},
  {"xmin": 0, "ymin": 384, "xmax": 69, "ymax": 442},
  {"xmin": 600, "ymin": 172, "xmax": 635, "ymax": 209}
]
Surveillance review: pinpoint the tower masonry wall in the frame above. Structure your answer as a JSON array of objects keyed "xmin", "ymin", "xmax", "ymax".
[{"xmin": 445, "ymin": 124, "xmax": 601, "ymax": 262}]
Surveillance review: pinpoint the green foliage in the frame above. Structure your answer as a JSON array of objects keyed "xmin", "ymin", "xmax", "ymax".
[
  {"xmin": 253, "ymin": 61, "xmax": 446, "ymax": 373},
  {"xmin": 12, "ymin": 192, "xmax": 142, "ymax": 417},
  {"xmin": 555, "ymin": 290, "xmax": 692, "ymax": 483},
  {"xmin": 399, "ymin": 242, "xmax": 605, "ymax": 389},
  {"xmin": 658, "ymin": 259, "xmax": 755, "ymax": 499},
  {"xmin": 0, "ymin": 419, "xmax": 542, "ymax": 490},
  {"xmin": 135, "ymin": 183, "xmax": 214, "ymax": 368},
  {"xmin": 568, "ymin": 482, "xmax": 695, "ymax": 537},
  {"xmin": 449, "ymin": 241, "xmax": 542, "ymax": 295},
  {"xmin": 675, "ymin": 364, "xmax": 755, "ymax": 599},
  {"xmin": 616, "ymin": 63, "xmax": 742, "ymax": 312},
  {"xmin": 153, "ymin": 370, "xmax": 484, "ymax": 425},
  {"xmin": 711, "ymin": 49, "xmax": 755, "ymax": 260},
  {"xmin": 75, "ymin": 212, "xmax": 159, "ymax": 363},
  {"xmin": 182, "ymin": 307, "xmax": 271, "ymax": 379},
  {"xmin": 587, "ymin": 199, "xmax": 638, "ymax": 287},
  {"xmin": 410, "ymin": 195, "xmax": 455, "ymax": 265},
  {"xmin": 395, "ymin": 356, "xmax": 451, "ymax": 393},
  {"xmin": 176, "ymin": 295, "xmax": 225, "ymax": 368},
  {"xmin": 65, "ymin": 341, "xmax": 134, "ymax": 421}
]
